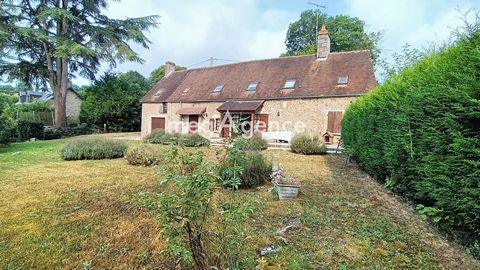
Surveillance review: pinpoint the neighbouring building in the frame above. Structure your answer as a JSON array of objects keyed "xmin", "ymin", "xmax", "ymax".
[
  {"xmin": 17, "ymin": 88, "xmax": 83, "ymax": 123},
  {"xmin": 141, "ymin": 25, "xmax": 376, "ymax": 143}
]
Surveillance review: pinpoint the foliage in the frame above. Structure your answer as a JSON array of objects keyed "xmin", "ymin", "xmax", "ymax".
[
  {"xmin": 155, "ymin": 147, "xmax": 256, "ymax": 269},
  {"xmin": 218, "ymin": 144, "xmax": 271, "ymax": 189},
  {"xmin": 241, "ymin": 152, "xmax": 272, "ymax": 188},
  {"xmin": 149, "ymin": 64, "xmax": 186, "ymax": 84},
  {"xmin": 125, "ymin": 144, "xmax": 159, "ymax": 166},
  {"xmin": 15, "ymin": 119, "xmax": 44, "ymax": 141},
  {"xmin": 0, "ymin": 92, "xmax": 17, "ymax": 113},
  {"xmin": 377, "ymin": 44, "xmax": 424, "ymax": 79},
  {"xmin": 42, "ymin": 127, "xmax": 63, "ymax": 140},
  {"xmin": 290, "ymin": 134, "xmax": 327, "ymax": 155},
  {"xmin": 0, "ymin": 1, "xmax": 158, "ymax": 126},
  {"xmin": 145, "ymin": 130, "xmax": 209, "ymax": 147},
  {"xmin": 60, "ymin": 138, "xmax": 127, "ymax": 160},
  {"xmin": 80, "ymin": 71, "xmax": 150, "ymax": 132},
  {"xmin": 342, "ymin": 31, "xmax": 480, "ymax": 241},
  {"xmin": 217, "ymin": 145, "xmax": 245, "ymax": 189},
  {"xmin": 284, "ymin": 10, "xmax": 381, "ymax": 62},
  {"xmin": 178, "ymin": 134, "xmax": 210, "ymax": 147},
  {"xmin": 0, "ymin": 116, "xmax": 14, "ymax": 144},
  {"xmin": 15, "ymin": 100, "xmax": 52, "ymax": 112},
  {"xmin": 42, "ymin": 123, "xmax": 92, "ymax": 140},
  {"xmin": 144, "ymin": 130, "xmax": 178, "ymax": 144},
  {"xmin": 155, "ymin": 147, "xmax": 217, "ymax": 269},
  {"xmin": 234, "ymin": 133, "xmax": 269, "ymax": 151}
]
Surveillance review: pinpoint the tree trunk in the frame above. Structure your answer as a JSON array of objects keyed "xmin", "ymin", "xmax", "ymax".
[
  {"xmin": 53, "ymin": 0, "xmax": 69, "ymax": 127},
  {"xmin": 54, "ymin": 83, "xmax": 67, "ymax": 127}
]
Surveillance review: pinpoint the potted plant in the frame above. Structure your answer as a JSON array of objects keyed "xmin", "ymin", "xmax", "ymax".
[{"xmin": 271, "ymin": 165, "xmax": 300, "ymax": 200}]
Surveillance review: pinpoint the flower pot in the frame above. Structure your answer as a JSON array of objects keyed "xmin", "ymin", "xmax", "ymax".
[{"xmin": 273, "ymin": 181, "xmax": 299, "ymax": 200}]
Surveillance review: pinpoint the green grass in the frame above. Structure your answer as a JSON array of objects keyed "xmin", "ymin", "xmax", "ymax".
[{"xmin": 0, "ymin": 133, "xmax": 478, "ymax": 269}]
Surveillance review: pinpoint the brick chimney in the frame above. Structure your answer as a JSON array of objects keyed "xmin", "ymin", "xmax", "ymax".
[
  {"xmin": 316, "ymin": 24, "xmax": 330, "ymax": 60},
  {"xmin": 165, "ymin": 61, "xmax": 176, "ymax": 77}
]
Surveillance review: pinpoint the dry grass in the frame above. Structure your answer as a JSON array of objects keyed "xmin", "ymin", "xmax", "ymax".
[{"xmin": 0, "ymin": 134, "xmax": 478, "ymax": 269}]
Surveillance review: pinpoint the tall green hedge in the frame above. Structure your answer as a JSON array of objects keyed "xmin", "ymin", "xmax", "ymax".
[{"xmin": 342, "ymin": 32, "xmax": 480, "ymax": 240}]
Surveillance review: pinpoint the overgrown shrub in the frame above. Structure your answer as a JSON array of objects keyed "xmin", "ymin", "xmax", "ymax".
[
  {"xmin": 125, "ymin": 144, "xmax": 159, "ymax": 166},
  {"xmin": 290, "ymin": 134, "xmax": 327, "ymax": 155},
  {"xmin": 234, "ymin": 133, "xmax": 269, "ymax": 151},
  {"xmin": 155, "ymin": 147, "xmax": 256, "ymax": 269},
  {"xmin": 178, "ymin": 133, "xmax": 210, "ymax": 147},
  {"xmin": 15, "ymin": 119, "xmax": 44, "ymax": 141},
  {"xmin": 145, "ymin": 130, "xmax": 178, "ymax": 144},
  {"xmin": 342, "ymin": 32, "xmax": 480, "ymax": 242},
  {"xmin": 241, "ymin": 152, "xmax": 272, "ymax": 188},
  {"xmin": 60, "ymin": 138, "xmax": 127, "ymax": 160},
  {"xmin": 218, "ymin": 145, "xmax": 271, "ymax": 189}
]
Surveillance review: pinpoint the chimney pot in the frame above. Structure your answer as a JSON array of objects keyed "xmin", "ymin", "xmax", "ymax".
[{"xmin": 165, "ymin": 61, "xmax": 176, "ymax": 77}]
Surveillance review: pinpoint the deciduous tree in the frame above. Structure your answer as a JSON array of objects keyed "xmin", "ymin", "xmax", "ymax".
[{"xmin": 284, "ymin": 10, "xmax": 381, "ymax": 62}]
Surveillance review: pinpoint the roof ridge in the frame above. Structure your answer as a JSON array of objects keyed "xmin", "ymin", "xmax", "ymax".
[
  {"xmin": 329, "ymin": 49, "xmax": 371, "ymax": 55},
  {"xmin": 183, "ymin": 54, "xmax": 315, "ymax": 72}
]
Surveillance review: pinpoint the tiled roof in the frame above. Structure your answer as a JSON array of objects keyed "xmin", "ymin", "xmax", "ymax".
[
  {"xmin": 142, "ymin": 51, "xmax": 376, "ymax": 103},
  {"xmin": 176, "ymin": 106, "xmax": 206, "ymax": 115},
  {"xmin": 217, "ymin": 100, "xmax": 265, "ymax": 111}
]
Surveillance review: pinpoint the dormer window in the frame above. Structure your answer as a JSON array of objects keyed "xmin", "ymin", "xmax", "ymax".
[
  {"xmin": 213, "ymin": 84, "xmax": 224, "ymax": 93},
  {"xmin": 283, "ymin": 79, "xmax": 296, "ymax": 89},
  {"xmin": 338, "ymin": 76, "xmax": 349, "ymax": 85},
  {"xmin": 247, "ymin": 82, "xmax": 258, "ymax": 91},
  {"xmin": 182, "ymin": 88, "xmax": 190, "ymax": 95}
]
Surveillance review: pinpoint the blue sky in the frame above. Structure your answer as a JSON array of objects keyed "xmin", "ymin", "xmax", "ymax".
[{"xmin": 75, "ymin": 0, "xmax": 480, "ymax": 85}]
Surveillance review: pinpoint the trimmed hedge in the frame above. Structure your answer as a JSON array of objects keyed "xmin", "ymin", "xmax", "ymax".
[
  {"xmin": 342, "ymin": 32, "xmax": 480, "ymax": 240},
  {"xmin": 60, "ymin": 138, "xmax": 128, "ymax": 160},
  {"xmin": 290, "ymin": 134, "xmax": 327, "ymax": 155}
]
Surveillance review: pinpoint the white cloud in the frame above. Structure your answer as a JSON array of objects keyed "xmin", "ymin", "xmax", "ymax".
[
  {"xmin": 346, "ymin": 0, "xmax": 480, "ymax": 54},
  {"xmin": 83, "ymin": 0, "xmax": 294, "ymax": 83}
]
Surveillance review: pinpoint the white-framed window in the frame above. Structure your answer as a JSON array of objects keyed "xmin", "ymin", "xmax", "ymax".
[
  {"xmin": 338, "ymin": 76, "xmax": 349, "ymax": 84},
  {"xmin": 213, "ymin": 84, "xmax": 224, "ymax": 93},
  {"xmin": 283, "ymin": 79, "xmax": 296, "ymax": 89},
  {"xmin": 247, "ymin": 82, "xmax": 258, "ymax": 91}
]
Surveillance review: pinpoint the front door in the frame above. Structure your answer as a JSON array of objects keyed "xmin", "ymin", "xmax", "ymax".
[
  {"xmin": 151, "ymin": 117, "xmax": 165, "ymax": 131},
  {"xmin": 189, "ymin": 115, "xmax": 199, "ymax": 133}
]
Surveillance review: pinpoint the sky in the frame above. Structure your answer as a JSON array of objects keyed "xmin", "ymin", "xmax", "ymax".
[{"xmin": 75, "ymin": 0, "xmax": 480, "ymax": 85}]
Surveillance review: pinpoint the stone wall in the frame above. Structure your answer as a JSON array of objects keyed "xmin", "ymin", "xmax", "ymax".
[
  {"xmin": 141, "ymin": 96, "xmax": 357, "ymax": 142},
  {"xmin": 66, "ymin": 90, "xmax": 82, "ymax": 122}
]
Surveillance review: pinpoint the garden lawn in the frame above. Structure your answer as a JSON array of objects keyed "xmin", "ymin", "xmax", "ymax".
[{"xmin": 0, "ymin": 134, "xmax": 478, "ymax": 269}]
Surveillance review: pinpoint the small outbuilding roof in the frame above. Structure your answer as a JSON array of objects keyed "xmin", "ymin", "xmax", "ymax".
[
  {"xmin": 176, "ymin": 107, "xmax": 206, "ymax": 115},
  {"xmin": 216, "ymin": 100, "xmax": 264, "ymax": 112}
]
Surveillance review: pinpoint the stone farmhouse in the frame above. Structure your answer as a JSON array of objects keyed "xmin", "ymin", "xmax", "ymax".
[
  {"xmin": 17, "ymin": 88, "xmax": 82, "ymax": 123},
  {"xmin": 141, "ymin": 25, "xmax": 376, "ymax": 143}
]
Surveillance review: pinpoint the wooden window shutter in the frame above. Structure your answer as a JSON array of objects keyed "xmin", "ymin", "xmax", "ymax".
[
  {"xmin": 258, "ymin": 114, "xmax": 269, "ymax": 132},
  {"xmin": 327, "ymin": 111, "xmax": 343, "ymax": 133}
]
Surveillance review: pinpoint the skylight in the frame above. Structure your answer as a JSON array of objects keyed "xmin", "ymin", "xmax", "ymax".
[
  {"xmin": 247, "ymin": 82, "xmax": 258, "ymax": 91},
  {"xmin": 338, "ymin": 76, "xmax": 349, "ymax": 84},
  {"xmin": 283, "ymin": 79, "xmax": 296, "ymax": 89},
  {"xmin": 182, "ymin": 88, "xmax": 190, "ymax": 95},
  {"xmin": 213, "ymin": 84, "xmax": 224, "ymax": 93},
  {"xmin": 154, "ymin": 89, "xmax": 165, "ymax": 96}
]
